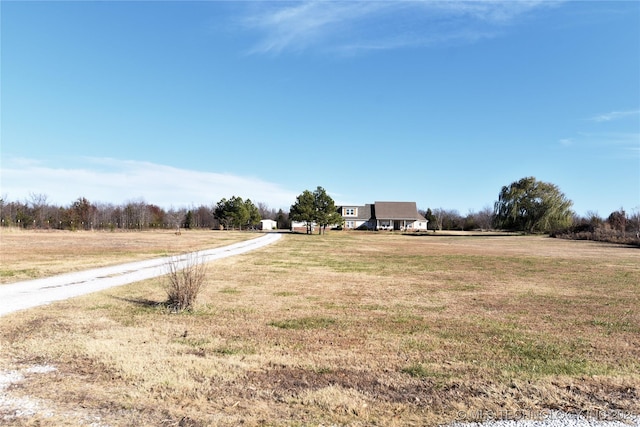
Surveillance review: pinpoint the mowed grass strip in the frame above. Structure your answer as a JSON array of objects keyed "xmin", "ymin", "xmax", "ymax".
[
  {"xmin": 0, "ymin": 229, "xmax": 254, "ymax": 284},
  {"xmin": 0, "ymin": 232, "xmax": 638, "ymax": 426}
]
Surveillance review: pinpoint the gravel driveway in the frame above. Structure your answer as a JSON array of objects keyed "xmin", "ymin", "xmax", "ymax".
[
  {"xmin": 0, "ymin": 233, "xmax": 281, "ymax": 317},
  {"xmin": 446, "ymin": 411, "xmax": 639, "ymax": 427}
]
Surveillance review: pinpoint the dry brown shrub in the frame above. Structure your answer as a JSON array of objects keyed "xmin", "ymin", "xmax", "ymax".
[{"xmin": 165, "ymin": 254, "xmax": 207, "ymax": 311}]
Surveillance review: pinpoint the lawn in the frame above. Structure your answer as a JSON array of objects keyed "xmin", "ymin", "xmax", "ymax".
[
  {"xmin": 0, "ymin": 231, "xmax": 638, "ymax": 426},
  {"xmin": 0, "ymin": 229, "xmax": 253, "ymax": 284}
]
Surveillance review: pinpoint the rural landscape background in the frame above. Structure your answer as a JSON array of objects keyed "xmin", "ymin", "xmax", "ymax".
[
  {"xmin": 1, "ymin": 176, "xmax": 639, "ymax": 245},
  {"xmin": 1, "ymin": 1, "xmax": 638, "ymax": 424}
]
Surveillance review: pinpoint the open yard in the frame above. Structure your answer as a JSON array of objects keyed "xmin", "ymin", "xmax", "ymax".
[
  {"xmin": 0, "ymin": 229, "xmax": 252, "ymax": 284},
  {"xmin": 0, "ymin": 230, "xmax": 638, "ymax": 426}
]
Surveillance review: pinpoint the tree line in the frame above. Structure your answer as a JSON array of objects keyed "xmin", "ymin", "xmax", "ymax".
[
  {"xmin": 423, "ymin": 177, "xmax": 639, "ymax": 245},
  {"xmin": 2, "ymin": 177, "xmax": 638, "ymax": 245},
  {"xmin": 0, "ymin": 194, "xmax": 291, "ymax": 231}
]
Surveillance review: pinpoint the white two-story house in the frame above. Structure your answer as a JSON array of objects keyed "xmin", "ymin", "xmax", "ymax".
[{"xmin": 339, "ymin": 201, "xmax": 428, "ymax": 231}]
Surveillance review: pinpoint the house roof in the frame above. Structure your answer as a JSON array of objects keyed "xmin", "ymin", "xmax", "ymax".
[
  {"xmin": 373, "ymin": 202, "xmax": 425, "ymax": 221},
  {"xmin": 357, "ymin": 204, "xmax": 373, "ymax": 220},
  {"xmin": 339, "ymin": 204, "xmax": 372, "ymax": 221}
]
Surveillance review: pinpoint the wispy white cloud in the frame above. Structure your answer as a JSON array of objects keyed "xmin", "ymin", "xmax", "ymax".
[
  {"xmin": 241, "ymin": 0, "xmax": 559, "ymax": 55},
  {"xmin": 572, "ymin": 132, "xmax": 640, "ymax": 159},
  {"xmin": 559, "ymin": 138, "xmax": 573, "ymax": 146},
  {"xmin": 590, "ymin": 109, "xmax": 640, "ymax": 123},
  {"xmin": 243, "ymin": 1, "xmax": 390, "ymax": 55},
  {"xmin": 0, "ymin": 157, "xmax": 297, "ymax": 209}
]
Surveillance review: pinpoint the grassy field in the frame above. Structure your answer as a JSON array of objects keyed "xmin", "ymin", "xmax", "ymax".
[
  {"xmin": 0, "ymin": 229, "xmax": 253, "ymax": 284},
  {"xmin": 0, "ymin": 231, "xmax": 638, "ymax": 426}
]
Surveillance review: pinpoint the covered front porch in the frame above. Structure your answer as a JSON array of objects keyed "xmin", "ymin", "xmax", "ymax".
[{"xmin": 376, "ymin": 219, "xmax": 422, "ymax": 231}]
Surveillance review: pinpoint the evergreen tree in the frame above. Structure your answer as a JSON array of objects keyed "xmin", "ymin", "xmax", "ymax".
[
  {"xmin": 313, "ymin": 186, "xmax": 342, "ymax": 234},
  {"xmin": 214, "ymin": 196, "xmax": 261, "ymax": 230},
  {"xmin": 290, "ymin": 186, "xmax": 342, "ymax": 234},
  {"xmin": 290, "ymin": 190, "xmax": 316, "ymax": 234},
  {"xmin": 183, "ymin": 210, "xmax": 193, "ymax": 229}
]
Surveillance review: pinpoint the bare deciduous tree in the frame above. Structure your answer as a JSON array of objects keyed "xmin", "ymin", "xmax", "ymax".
[
  {"xmin": 475, "ymin": 205, "xmax": 495, "ymax": 231},
  {"xmin": 29, "ymin": 193, "xmax": 48, "ymax": 228}
]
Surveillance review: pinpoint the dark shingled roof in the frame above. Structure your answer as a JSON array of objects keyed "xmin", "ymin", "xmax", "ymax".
[
  {"xmin": 357, "ymin": 204, "xmax": 373, "ymax": 221},
  {"xmin": 373, "ymin": 202, "xmax": 425, "ymax": 221},
  {"xmin": 339, "ymin": 205, "xmax": 372, "ymax": 221}
]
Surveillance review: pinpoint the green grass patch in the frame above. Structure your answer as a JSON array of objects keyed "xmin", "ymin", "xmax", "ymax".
[
  {"xmin": 383, "ymin": 312, "xmax": 431, "ymax": 334},
  {"xmin": 590, "ymin": 317, "xmax": 640, "ymax": 334},
  {"xmin": 175, "ymin": 337, "xmax": 211, "ymax": 347},
  {"xmin": 449, "ymin": 282, "xmax": 481, "ymax": 291},
  {"xmin": 490, "ymin": 328, "xmax": 605, "ymax": 376},
  {"xmin": 89, "ymin": 303, "xmax": 115, "ymax": 310},
  {"xmin": 401, "ymin": 337, "xmax": 436, "ymax": 352},
  {"xmin": 310, "ymin": 366, "xmax": 334, "ymax": 375},
  {"xmin": 214, "ymin": 345, "xmax": 254, "ymax": 356},
  {"xmin": 273, "ymin": 291, "xmax": 296, "ymax": 297},
  {"xmin": 214, "ymin": 347, "xmax": 240, "ymax": 355},
  {"xmin": 269, "ymin": 316, "xmax": 336, "ymax": 330},
  {"xmin": 0, "ymin": 270, "xmax": 15, "ymax": 278},
  {"xmin": 0, "ymin": 268, "xmax": 39, "ymax": 278},
  {"xmin": 401, "ymin": 363, "xmax": 448, "ymax": 379}
]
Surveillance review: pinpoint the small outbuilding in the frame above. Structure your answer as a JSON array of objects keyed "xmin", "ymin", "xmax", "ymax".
[{"xmin": 259, "ymin": 219, "xmax": 278, "ymax": 231}]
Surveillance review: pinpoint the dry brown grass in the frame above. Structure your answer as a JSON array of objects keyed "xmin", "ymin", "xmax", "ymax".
[
  {"xmin": 0, "ymin": 229, "xmax": 252, "ymax": 284},
  {"xmin": 0, "ymin": 231, "xmax": 638, "ymax": 426}
]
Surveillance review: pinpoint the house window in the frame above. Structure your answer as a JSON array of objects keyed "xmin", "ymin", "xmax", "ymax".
[
  {"xmin": 344, "ymin": 208, "xmax": 356, "ymax": 216},
  {"xmin": 345, "ymin": 221, "xmax": 354, "ymax": 228}
]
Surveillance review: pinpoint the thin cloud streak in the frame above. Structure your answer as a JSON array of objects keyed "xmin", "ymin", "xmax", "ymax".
[
  {"xmin": 571, "ymin": 132, "xmax": 640, "ymax": 159},
  {"xmin": 590, "ymin": 109, "xmax": 640, "ymax": 123},
  {"xmin": 1, "ymin": 157, "xmax": 298, "ymax": 209},
  {"xmin": 559, "ymin": 138, "xmax": 573, "ymax": 146},
  {"xmin": 242, "ymin": 0, "xmax": 560, "ymax": 55},
  {"xmin": 243, "ymin": 2, "xmax": 390, "ymax": 55}
]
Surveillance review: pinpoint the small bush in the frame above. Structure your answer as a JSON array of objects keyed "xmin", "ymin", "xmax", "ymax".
[{"xmin": 165, "ymin": 254, "xmax": 208, "ymax": 311}]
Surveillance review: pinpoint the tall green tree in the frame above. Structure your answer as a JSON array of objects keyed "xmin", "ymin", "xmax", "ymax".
[
  {"xmin": 183, "ymin": 210, "xmax": 193, "ymax": 229},
  {"xmin": 289, "ymin": 190, "xmax": 316, "ymax": 234},
  {"xmin": 275, "ymin": 209, "xmax": 290, "ymax": 230},
  {"xmin": 244, "ymin": 199, "xmax": 261, "ymax": 229},
  {"xmin": 214, "ymin": 196, "xmax": 261, "ymax": 230},
  {"xmin": 421, "ymin": 208, "xmax": 437, "ymax": 230},
  {"xmin": 494, "ymin": 177, "xmax": 573, "ymax": 233},
  {"xmin": 290, "ymin": 186, "xmax": 342, "ymax": 234},
  {"xmin": 313, "ymin": 186, "xmax": 342, "ymax": 234}
]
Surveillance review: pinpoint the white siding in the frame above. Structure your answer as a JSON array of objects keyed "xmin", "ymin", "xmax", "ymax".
[{"xmin": 260, "ymin": 219, "xmax": 278, "ymax": 230}]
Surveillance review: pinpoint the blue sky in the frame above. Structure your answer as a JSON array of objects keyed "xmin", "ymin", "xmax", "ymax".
[{"xmin": 1, "ymin": 1, "xmax": 639, "ymax": 217}]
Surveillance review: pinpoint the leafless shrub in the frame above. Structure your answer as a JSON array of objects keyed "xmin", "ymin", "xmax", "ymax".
[
  {"xmin": 165, "ymin": 254, "xmax": 207, "ymax": 311},
  {"xmin": 551, "ymin": 225, "xmax": 640, "ymax": 247}
]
